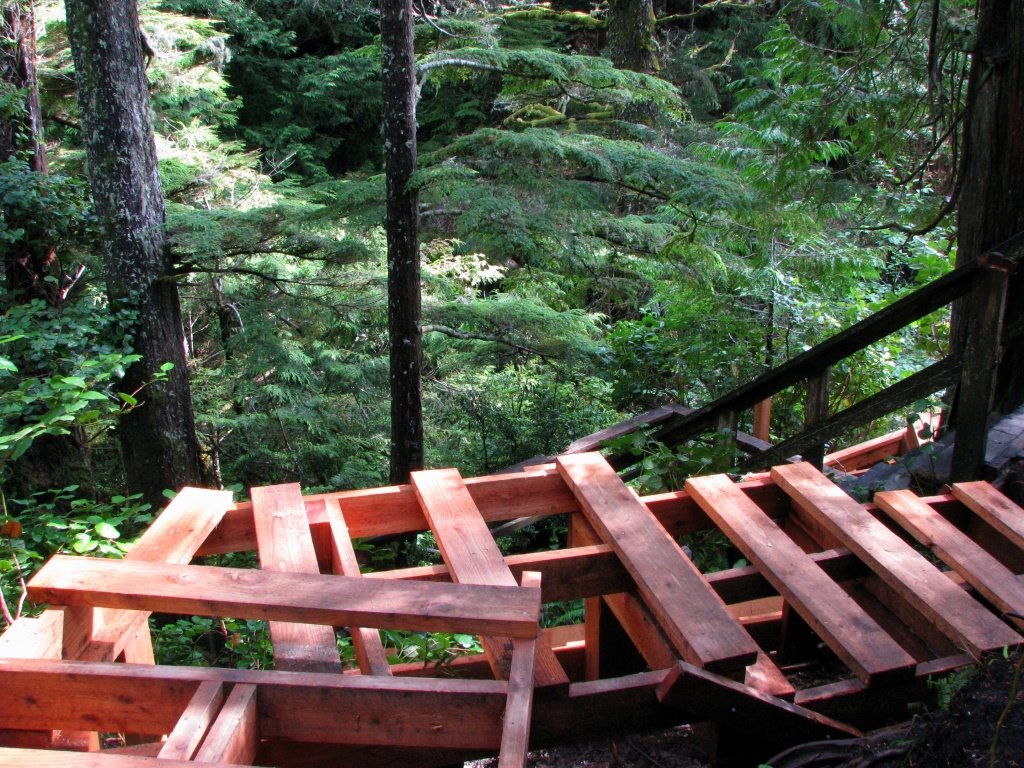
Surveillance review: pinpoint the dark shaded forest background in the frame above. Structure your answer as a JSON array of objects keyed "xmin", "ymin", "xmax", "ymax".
[{"xmin": 2, "ymin": 0, "xmax": 1013, "ymax": 648}]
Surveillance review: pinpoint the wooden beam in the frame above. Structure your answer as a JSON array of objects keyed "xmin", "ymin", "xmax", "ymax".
[
  {"xmin": 412, "ymin": 469, "xmax": 568, "ymax": 687},
  {"xmin": 953, "ymin": 481, "xmax": 1024, "ymax": 551},
  {"xmin": 772, "ymin": 463, "xmax": 1022, "ymax": 656},
  {"xmin": 557, "ymin": 454, "xmax": 758, "ymax": 676},
  {"xmin": 876, "ymin": 490, "xmax": 1024, "ymax": 628},
  {"xmin": 687, "ymin": 474, "xmax": 915, "ymax": 684},
  {"xmin": 193, "ymin": 683, "xmax": 259, "ymax": 765},
  {"xmin": 324, "ymin": 499, "xmax": 391, "ymax": 675},
  {"xmin": 0, "ymin": 658, "xmax": 507, "ymax": 748},
  {"xmin": 27, "ymin": 557, "xmax": 541, "ymax": 639},
  {"xmin": 498, "ymin": 572, "xmax": 541, "ymax": 768},
  {"xmin": 252, "ymin": 483, "xmax": 342, "ymax": 673},
  {"xmin": 0, "ymin": 748, "xmax": 253, "ymax": 767},
  {"xmin": 158, "ymin": 680, "xmax": 225, "ymax": 761},
  {"xmin": 657, "ymin": 661, "xmax": 860, "ymax": 745}
]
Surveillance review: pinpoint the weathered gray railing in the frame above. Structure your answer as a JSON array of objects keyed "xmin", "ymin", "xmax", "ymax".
[{"xmin": 607, "ymin": 231, "xmax": 1024, "ymax": 482}]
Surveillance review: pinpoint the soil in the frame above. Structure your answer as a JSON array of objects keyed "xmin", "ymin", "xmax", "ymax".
[{"xmin": 469, "ymin": 652, "xmax": 1024, "ymax": 768}]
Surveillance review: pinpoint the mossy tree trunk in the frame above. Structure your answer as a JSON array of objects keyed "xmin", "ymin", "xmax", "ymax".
[
  {"xmin": 381, "ymin": 0, "xmax": 423, "ymax": 484},
  {"xmin": 952, "ymin": 0, "xmax": 1024, "ymax": 414},
  {"xmin": 608, "ymin": 0, "xmax": 657, "ymax": 72},
  {"xmin": 64, "ymin": 0, "xmax": 202, "ymax": 506}
]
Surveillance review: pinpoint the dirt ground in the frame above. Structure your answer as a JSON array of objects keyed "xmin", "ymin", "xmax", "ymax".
[{"xmin": 470, "ymin": 652, "xmax": 1024, "ymax": 768}]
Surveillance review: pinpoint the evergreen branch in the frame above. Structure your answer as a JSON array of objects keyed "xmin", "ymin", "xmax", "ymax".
[
  {"xmin": 656, "ymin": 0, "xmax": 756, "ymax": 26},
  {"xmin": 421, "ymin": 323, "xmax": 553, "ymax": 360}
]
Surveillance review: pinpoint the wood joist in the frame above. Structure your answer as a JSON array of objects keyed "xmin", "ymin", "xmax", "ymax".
[{"xmin": 2, "ymin": 453, "xmax": 1024, "ymax": 766}]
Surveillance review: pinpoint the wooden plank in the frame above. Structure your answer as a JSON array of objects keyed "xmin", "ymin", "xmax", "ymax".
[
  {"xmin": 498, "ymin": 572, "xmax": 541, "ymax": 768},
  {"xmin": 193, "ymin": 683, "xmax": 259, "ymax": 765},
  {"xmin": 130, "ymin": 487, "xmax": 232, "ymax": 563},
  {"xmin": 657, "ymin": 661, "xmax": 860, "ymax": 746},
  {"xmin": 745, "ymin": 652, "xmax": 795, "ymax": 700},
  {"xmin": 0, "ymin": 748, "xmax": 254, "ymax": 767},
  {"xmin": 158, "ymin": 680, "xmax": 226, "ymax": 761},
  {"xmin": 876, "ymin": 490, "xmax": 1024, "ymax": 628},
  {"xmin": 412, "ymin": 468, "xmax": 568, "ymax": 687},
  {"xmin": 557, "ymin": 454, "xmax": 758, "ymax": 676},
  {"xmin": 252, "ymin": 483, "xmax": 342, "ymax": 673},
  {"xmin": 687, "ymin": 474, "xmax": 915, "ymax": 684},
  {"xmin": 0, "ymin": 657, "xmax": 508, "ymax": 748},
  {"xmin": 27, "ymin": 556, "xmax": 541, "ymax": 639},
  {"xmin": 772, "ymin": 462, "xmax": 1021, "ymax": 656},
  {"xmin": 0, "ymin": 613, "xmax": 62, "ymax": 659},
  {"xmin": 953, "ymin": 481, "xmax": 1024, "ymax": 551},
  {"xmin": 324, "ymin": 499, "xmax": 391, "ymax": 675}
]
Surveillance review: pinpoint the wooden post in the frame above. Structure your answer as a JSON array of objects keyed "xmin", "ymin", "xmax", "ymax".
[
  {"xmin": 752, "ymin": 398, "xmax": 772, "ymax": 442},
  {"xmin": 951, "ymin": 261, "xmax": 1012, "ymax": 482},
  {"xmin": 803, "ymin": 370, "xmax": 830, "ymax": 469}
]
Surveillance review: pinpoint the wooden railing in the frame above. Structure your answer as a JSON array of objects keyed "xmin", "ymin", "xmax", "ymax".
[{"xmin": 607, "ymin": 231, "xmax": 1024, "ymax": 482}]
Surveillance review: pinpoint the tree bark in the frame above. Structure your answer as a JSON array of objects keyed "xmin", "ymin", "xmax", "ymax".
[
  {"xmin": 952, "ymin": 0, "xmax": 1024, "ymax": 414},
  {"xmin": 608, "ymin": 0, "xmax": 657, "ymax": 72},
  {"xmin": 381, "ymin": 0, "xmax": 423, "ymax": 484},
  {"xmin": 64, "ymin": 0, "xmax": 202, "ymax": 506}
]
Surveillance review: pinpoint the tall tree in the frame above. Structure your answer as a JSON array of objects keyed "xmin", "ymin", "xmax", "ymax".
[
  {"xmin": 953, "ymin": 0, "xmax": 1024, "ymax": 414},
  {"xmin": 381, "ymin": 0, "xmax": 423, "ymax": 483},
  {"xmin": 64, "ymin": 0, "xmax": 202, "ymax": 506},
  {"xmin": 608, "ymin": 0, "xmax": 657, "ymax": 72}
]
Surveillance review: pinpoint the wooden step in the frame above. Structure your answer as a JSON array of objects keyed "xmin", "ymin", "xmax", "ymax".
[
  {"xmin": 26, "ymin": 557, "xmax": 542, "ymax": 639},
  {"xmin": 876, "ymin": 489, "xmax": 1024, "ymax": 629},
  {"xmin": 412, "ymin": 469, "xmax": 568, "ymax": 688},
  {"xmin": 253, "ymin": 483, "xmax": 343, "ymax": 673},
  {"xmin": 952, "ymin": 481, "xmax": 1024, "ymax": 551},
  {"xmin": 772, "ymin": 463, "xmax": 1021, "ymax": 657},
  {"xmin": 557, "ymin": 453, "xmax": 758, "ymax": 677},
  {"xmin": 687, "ymin": 474, "xmax": 916, "ymax": 684}
]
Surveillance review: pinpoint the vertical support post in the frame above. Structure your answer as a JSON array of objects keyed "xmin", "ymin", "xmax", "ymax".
[
  {"xmin": 803, "ymin": 370, "xmax": 830, "ymax": 469},
  {"xmin": 753, "ymin": 398, "xmax": 772, "ymax": 442},
  {"xmin": 951, "ymin": 261, "xmax": 1012, "ymax": 482}
]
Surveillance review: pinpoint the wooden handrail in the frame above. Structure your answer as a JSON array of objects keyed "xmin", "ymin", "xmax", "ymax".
[{"xmin": 608, "ymin": 259, "xmax": 984, "ymax": 469}]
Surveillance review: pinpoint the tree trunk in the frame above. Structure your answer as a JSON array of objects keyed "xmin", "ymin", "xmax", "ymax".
[
  {"xmin": 2, "ymin": 1, "xmax": 55, "ymax": 303},
  {"xmin": 64, "ymin": 0, "xmax": 202, "ymax": 506},
  {"xmin": 381, "ymin": 0, "xmax": 423, "ymax": 484},
  {"xmin": 608, "ymin": 0, "xmax": 657, "ymax": 72},
  {"xmin": 952, "ymin": 0, "xmax": 1024, "ymax": 414}
]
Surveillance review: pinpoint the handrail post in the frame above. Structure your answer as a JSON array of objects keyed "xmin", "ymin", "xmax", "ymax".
[
  {"xmin": 753, "ymin": 398, "xmax": 772, "ymax": 442},
  {"xmin": 804, "ymin": 369, "xmax": 831, "ymax": 469},
  {"xmin": 950, "ymin": 259, "xmax": 1012, "ymax": 482}
]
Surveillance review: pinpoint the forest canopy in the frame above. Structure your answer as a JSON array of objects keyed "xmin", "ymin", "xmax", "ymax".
[{"xmin": 1, "ymin": 0, "xmax": 992, "ymax": 628}]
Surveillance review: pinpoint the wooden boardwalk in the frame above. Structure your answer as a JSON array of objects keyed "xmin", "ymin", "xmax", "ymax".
[{"xmin": 2, "ymin": 453, "xmax": 1024, "ymax": 766}]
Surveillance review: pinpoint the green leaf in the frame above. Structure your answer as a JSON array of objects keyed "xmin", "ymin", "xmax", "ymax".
[
  {"xmin": 119, "ymin": 392, "xmax": 138, "ymax": 407},
  {"xmin": 94, "ymin": 521, "xmax": 121, "ymax": 540}
]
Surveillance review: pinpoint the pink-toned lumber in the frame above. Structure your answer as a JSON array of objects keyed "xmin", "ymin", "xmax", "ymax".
[
  {"xmin": 953, "ymin": 481, "xmax": 1024, "ymax": 551},
  {"xmin": 557, "ymin": 453, "xmax": 758, "ymax": 676},
  {"xmin": 687, "ymin": 474, "xmax": 915, "ymax": 684},
  {"xmin": 772, "ymin": 463, "xmax": 1021, "ymax": 657},
  {"xmin": 0, "ymin": 748, "xmax": 254, "ymax": 767},
  {"xmin": 412, "ymin": 468, "xmax": 568, "ymax": 687},
  {"xmin": 498, "ymin": 572, "xmax": 541, "ymax": 768},
  {"xmin": 324, "ymin": 498, "xmax": 391, "ymax": 675},
  {"xmin": 0, "ymin": 657, "xmax": 508, "ymax": 748},
  {"xmin": 193, "ymin": 683, "xmax": 259, "ymax": 765},
  {"xmin": 158, "ymin": 680, "xmax": 226, "ymax": 761},
  {"xmin": 26, "ymin": 556, "xmax": 542, "ymax": 639},
  {"xmin": 876, "ymin": 489, "xmax": 1024, "ymax": 628},
  {"xmin": 252, "ymin": 483, "xmax": 342, "ymax": 673},
  {"xmin": 657, "ymin": 661, "xmax": 860, "ymax": 745}
]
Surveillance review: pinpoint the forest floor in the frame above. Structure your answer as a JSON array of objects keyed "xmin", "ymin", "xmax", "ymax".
[{"xmin": 468, "ymin": 652, "xmax": 1024, "ymax": 768}]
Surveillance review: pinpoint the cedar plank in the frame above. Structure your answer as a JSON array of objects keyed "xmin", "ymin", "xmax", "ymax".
[
  {"xmin": 498, "ymin": 572, "xmax": 541, "ymax": 768},
  {"xmin": 252, "ymin": 483, "xmax": 342, "ymax": 673},
  {"xmin": 158, "ymin": 680, "xmax": 225, "ymax": 761},
  {"xmin": 687, "ymin": 474, "xmax": 915, "ymax": 684},
  {"xmin": 557, "ymin": 454, "xmax": 758, "ymax": 676},
  {"xmin": 324, "ymin": 498, "xmax": 391, "ymax": 675},
  {"xmin": 657, "ymin": 661, "xmax": 860, "ymax": 745},
  {"xmin": 0, "ymin": 748, "xmax": 253, "ymax": 767},
  {"xmin": 772, "ymin": 463, "xmax": 1021, "ymax": 656},
  {"xmin": 412, "ymin": 468, "xmax": 568, "ymax": 687},
  {"xmin": 953, "ymin": 481, "xmax": 1024, "ymax": 551},
  {"xmin": 193, "ymin": 683, "xmax": 259, "ymax": 765},
  {"xmin": 876, "ymin": 490, "xmax": 1024, "ymax": 628},
  {"xmin": 27, "ymin": 556, "xmax": 541, "ymax": 638}
]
